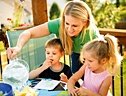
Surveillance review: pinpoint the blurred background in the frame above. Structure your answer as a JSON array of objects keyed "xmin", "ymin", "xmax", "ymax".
[
  {"xmin": 0, "ymin": 0, "xmax": 126, "ymax": 96},
  {"xmin": 0, "ymin": 0, "xmax": 126, "ymax": 30}
]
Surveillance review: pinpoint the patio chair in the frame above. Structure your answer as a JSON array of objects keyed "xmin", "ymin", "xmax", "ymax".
[{"xmin": 6, "ymin": 30, "xmax": 56, "ymax": 71}]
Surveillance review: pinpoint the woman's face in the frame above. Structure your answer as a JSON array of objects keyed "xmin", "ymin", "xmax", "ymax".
[{"xmin": 65, "ymin": 15, "xmax": 87, "ymax": 37}]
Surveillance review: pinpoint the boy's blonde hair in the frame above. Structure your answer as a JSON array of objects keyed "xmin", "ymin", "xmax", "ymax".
[
  {"xmin": 80, "ymin": 34, "xmax": 122, "ymax": 75},
  {"xmin": 45, "ymin": 38, "xmax": 64, "ymax": 52}
]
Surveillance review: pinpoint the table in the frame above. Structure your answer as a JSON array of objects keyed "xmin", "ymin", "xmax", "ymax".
[
  {"xmin": 29, "ymin": 79, "xmax": 69, "ymax": 96},
  {"xmin": 99, "ymin": 28, "xmax": 126, "ymax": 49},
  {"xmin": 38, "ymin": 90, "xmax": 69, "ymax": 96}
]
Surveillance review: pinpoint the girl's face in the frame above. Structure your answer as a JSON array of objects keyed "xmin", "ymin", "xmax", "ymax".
[
  {"xmin": 83, "ymin": 51, "xmax": 105, "ymax": 73},
  {"xmin": 65, "ymin": 15, "xmax": 87, "ymax": 37},
  {"xmin": 45, "ymin": 47, "xmax": 63, "ymax": 64}
]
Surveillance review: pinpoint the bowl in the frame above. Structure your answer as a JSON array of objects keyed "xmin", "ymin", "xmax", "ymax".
[{"xmin": 0, "ymin": 83, "xmax": 14, "ymax": 96}]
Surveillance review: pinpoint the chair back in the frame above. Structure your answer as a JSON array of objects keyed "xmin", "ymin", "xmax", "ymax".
[{"xmin": 6, "ymin": 30, "xmax": 56, "ymax": 71}]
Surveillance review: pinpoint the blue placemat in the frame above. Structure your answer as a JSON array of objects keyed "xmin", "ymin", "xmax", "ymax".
[{"xmin": 38, "ymin": 90, "xmax": 69, "ymax": 96}]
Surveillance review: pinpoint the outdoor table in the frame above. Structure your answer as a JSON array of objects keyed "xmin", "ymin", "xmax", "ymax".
[{"xmin": 29, "ymin": 78, "xmax": 69, "ymax": 96}]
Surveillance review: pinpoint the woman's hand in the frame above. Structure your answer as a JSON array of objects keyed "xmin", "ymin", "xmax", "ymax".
[
  {"xmin": 60, "ymin": 73, "xmax": 68, "ymax": 83},
  {"xmin": 7, "ymin": 46, "xmax": 21, "ymax": 59}
]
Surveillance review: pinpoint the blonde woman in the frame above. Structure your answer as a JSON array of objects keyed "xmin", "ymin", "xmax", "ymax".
[{"xmin": 7, "ymin": 1, "xmax": 100, "ymax": 73}]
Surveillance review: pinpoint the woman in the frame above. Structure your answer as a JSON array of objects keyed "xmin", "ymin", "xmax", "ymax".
[{"xmin": 7, "ymin": 1, "xmax": 100, "ymax": 73}]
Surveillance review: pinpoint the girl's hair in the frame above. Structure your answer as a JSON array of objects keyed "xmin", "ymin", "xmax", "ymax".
[
  {"xmin": 60, "ymin": 1, "xmax": 95, "ymax": 54},
  {"xmin": 80, "ymin": 34, "xmax": 122, "ymax": 74},
  {"xmin": 45, "ymin": 38, "xmax": 64, "ymax": 52}
]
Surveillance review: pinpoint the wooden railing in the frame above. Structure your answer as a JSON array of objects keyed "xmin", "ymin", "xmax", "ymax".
[{"xmin": 99, "ymin": 28, "xmax": 126, "ymax": 50}]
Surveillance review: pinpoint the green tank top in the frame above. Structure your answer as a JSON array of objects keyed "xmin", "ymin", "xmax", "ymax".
[{"xmin": 48, "ymin": 18, "xmax": 100, "ymax": 53}]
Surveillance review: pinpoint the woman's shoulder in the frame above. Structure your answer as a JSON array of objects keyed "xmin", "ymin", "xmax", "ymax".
[
  {"xmin": 48, "ymin": 18, "xmax": 61, "ymax": 25},
  {"xmin": 48, "ymin": 18, "xmax": 61, "ymax": 36},
  {"xmin": 85, "ymin": 24, "xmax": 100, "ymax": 39}
]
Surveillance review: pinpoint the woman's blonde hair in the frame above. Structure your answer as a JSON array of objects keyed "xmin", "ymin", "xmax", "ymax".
[
  {"xmin": 59, "ymin": 1, "xmax": 95, "ymax": 54},
  {"xmin": 80, "ymin": 34, "xmax": 122, "ymax": 75}
]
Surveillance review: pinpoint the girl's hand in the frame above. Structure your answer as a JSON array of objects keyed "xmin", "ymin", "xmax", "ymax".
[
  {"xmin": 74, "ymin": 87, "xmax": 88, "ymax": 96},
  {"xmin": 68, "ymin": 87, "xmax": 79, "ymax": 96},
  {"xmin": 60, "ymin": 73, "xmax": 68, "ymax": 83}
]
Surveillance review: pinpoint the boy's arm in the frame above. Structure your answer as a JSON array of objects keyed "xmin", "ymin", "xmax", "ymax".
[
  {"xmin": 29, "ymin": 65, "xmax": 46, "ymax": 79},
  {"xmin": 29, "ymin": 59, "xmax": 52, "ymax": 79}
]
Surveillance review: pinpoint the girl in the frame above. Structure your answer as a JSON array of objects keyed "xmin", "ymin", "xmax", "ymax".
[
  {"xmin": 29, "ymin": 38, "xmax": 72, "ymax": 83},
  {"xmin": 67, "ymin": 34, "xmax": 122, "ymax": 96}
]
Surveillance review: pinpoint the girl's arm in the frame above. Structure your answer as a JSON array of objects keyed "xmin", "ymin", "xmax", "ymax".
[
  {"xmin": 98, "ymin": 76, "xmax": 112, "ymax": 96},
  {"xmin": 75, "ymin": 76, "xmax": 112, "ymax": 96},
  {"xmin": 67, "ymin": 64, "xmax": 86, "ymax": 95}
]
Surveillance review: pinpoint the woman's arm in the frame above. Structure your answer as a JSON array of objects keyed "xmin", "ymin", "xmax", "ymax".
[
  {"xmin": 7, "ymin": 22, "xmax": 50, "ymax": 59},
  {"xmin": 17, "ymin": 22, "xmax": 50, "ymax": 48}
]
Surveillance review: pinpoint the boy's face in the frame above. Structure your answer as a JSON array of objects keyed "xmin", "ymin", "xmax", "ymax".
[{"xmin": 45, "ymin": 47, "xmax": 63, "ymax": 64}]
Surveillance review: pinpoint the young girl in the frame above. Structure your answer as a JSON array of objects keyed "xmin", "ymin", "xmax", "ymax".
[
  {"xmin": 67, "ymin": 34, "xmax": 122, "ymax": 96},
  {"xmin": 29, "ymin": 38, "xmax": 72, "ymax": 83}
]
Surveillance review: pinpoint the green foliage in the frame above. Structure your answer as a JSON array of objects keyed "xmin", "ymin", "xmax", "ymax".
[
  {"xmin": 95, "ymin": 3, "xmax": 121, "ymax": 28},
  {"xmin": 119, "ymin": 6, "xmax": 126, "ymax": 18},
  {"xmin": 85, "ymin": 0, "xmax": 126, "ymax": 28},
  {"xmin": 49, "ymin": 2, "xmax": 60, "ymax": 20},
  {"xmin": 85, "ymin": 0, "xmax": 100, "ymax": 15}
]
